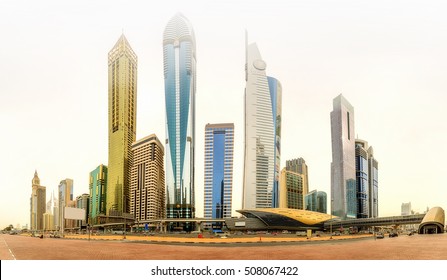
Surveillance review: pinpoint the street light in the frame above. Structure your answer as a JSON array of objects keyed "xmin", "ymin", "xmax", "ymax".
[{"xmin": 330, "ymin": 198, "xmax": 334, "ymax": 239}]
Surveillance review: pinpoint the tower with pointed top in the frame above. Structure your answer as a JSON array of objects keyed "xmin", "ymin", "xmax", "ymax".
[
  {"xmin": 30, "ymin": 171, "xmax": 46, "ymax": 231},
  {"xmin": 107, "ymin": 34, "xmax": 137, "ymax": 215},
  {"xmin": 163, "ymin": 13, "xmax": 196, "ymax": 223},
  {"xmin": 243, "ymin": 35, "xmax": 281, "ymax": 209}
]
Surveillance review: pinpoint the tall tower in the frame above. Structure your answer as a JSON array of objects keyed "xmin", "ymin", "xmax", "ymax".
[
  {"xmin": 204, "ymin": 123, "xmax": 234, "ymax": 221},
  {"xmin": 30, "ymin": 171, "xmax": 46, "ymax": 231},
  {"xmin": 268, "ymin": 77, "xmax": 282, "ymax": 208},
  {"xmin": 89, "ymin": 164, "xmax": 108, "ymax": 224},
  {"xmin": 57, "ymin": 178, "xmax": 74, "ymax": 231},
  {"xmin": 355, "ymin": 139, "xmax": 379, "ymax": 218},
  {"xmin": 330, "ymin": 94, "xmax": 356, "ymax": 219},
  {"xmin": 163, "ymin": 14, "xmax": 196, "ymax": 221},
  {"xmin": 243, "ymin": 35, "xmax": 279, "ymax": 209},
  {"xmin": 286, "ymin": 158, "xmax": 309, "ymax": 197},
  {"xmin": 107, "ymin": 34, "xmax": 137, "ymax": 215},
  {"xmin": 279, "ymin": 168, "xmax": 304, "ymax": 209},
  {"xmin": 130, "ymin": 134, "xmax": 165, "ymax": 221}
]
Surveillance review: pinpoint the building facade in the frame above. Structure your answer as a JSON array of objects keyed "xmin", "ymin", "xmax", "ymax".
[
  {"xmin": 286, "ymin": 158, "xmax": 309, "ymax": 197},
  {"xmin": 204, "ymin": 123, "xmax": 234, "ymax": 221},
  {"xmin": 402, "ymin": 202, "xmax": 412, "ymax": 216},
  {"xmin": 355, "ymin": 140, "xmax": 369, "ymax": 218},
  {"xmin": 58, "ymin": 178, "xmax": 74, "ymax": 231},
  {"xmin": 130, "ymin": 134, "xmax": 165, "ymax": 221},
  {"xmin": 163, "ymin": 14, "xmax": 196, "ymax": 221},
  {"xmin": 279, "ymin": 168, "xmax": 304, "ymax": 210},
  {"xmin": 76, "ymin": 194, "xmax": 90, "ymax": 228},
  {"xmin": 268, "ymin": 77, "xmax": 282, "ymax": 208},
  {"xmin": 330, "ymin": 94, "xmax": 356, "ymax": 219},
  {"xmin": 305, "ymin": 190, "xmax": 327, "ymax": 214},
  {"xmin": 30, "ymin": 171, "xmax": 46, "ymax": 231},
  {"xmin": 107, "ymin": 34, "xmax": 137, "ymax": 216},
  {"xmin": 243, "ymin": 36, "xmax": 280, "ymax": 209},
  {"xmin": 89, "ymin": 164, "xmax": 108, "ymax": 225}
]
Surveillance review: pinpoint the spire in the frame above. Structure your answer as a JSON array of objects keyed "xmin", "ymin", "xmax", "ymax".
[{"xmin": 32, "ymin": 170, "xmax": 40, "ymax": 186}]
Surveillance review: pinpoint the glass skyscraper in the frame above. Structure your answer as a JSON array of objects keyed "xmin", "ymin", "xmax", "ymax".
[
  {"xmin": 107, "ymin": 34, "xmax": 137, "ymax": 216},
  {"xmin": 89, "ymin": 164, "xmax": 107, "ymax": 224},
  {"xmin": 243, "ymin": 36, "xmax": 281, "ymax": 209},
  {"xmin": 330, "ymin": 94, "xmax": 356, "ymax": 219},
  {"xmin": 204, "ymin": 123, "xmax": 234, "ymax": 221},
  {"xmin": 163, "ymin": 14, "xmax": 196, "ymax": 221}
]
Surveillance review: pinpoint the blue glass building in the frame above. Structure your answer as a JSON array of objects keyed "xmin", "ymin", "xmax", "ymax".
[
  {"xmin": 204, "ymin": 124, "xmax": 234, "ymax": 223},
  {"xmin": 268, "ymin": 77, "xmax": 282, "ymax": 208},
  {"xmin": 163, "ymin": 14, "xmax": 196, "ymax": 222}
]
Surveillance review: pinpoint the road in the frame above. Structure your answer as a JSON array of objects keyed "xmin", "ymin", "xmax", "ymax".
[{"xmin": 1, "ymin": 233, "xmax": 447, "ymax": 260}]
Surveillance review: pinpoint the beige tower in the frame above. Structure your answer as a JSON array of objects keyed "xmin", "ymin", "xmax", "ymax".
[
  {"xmin": 279, "ymin": 168, "xmax": 304, "ymax": 209},
  {"xmin": 30, "ymin": 171, "xmax": 46, "ymax": 231},
  {"xmin": 107, "ymin": 34, "xmax": 137, "ymax": 215},
  {"xmin": 130, "ymin": 134, "xmax": 165, "ymax": 222}
]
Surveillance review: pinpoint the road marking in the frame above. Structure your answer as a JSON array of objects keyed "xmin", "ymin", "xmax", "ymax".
[{"xmin": 1, "ymin": 237, "xmax": 17, "ymax": 260}]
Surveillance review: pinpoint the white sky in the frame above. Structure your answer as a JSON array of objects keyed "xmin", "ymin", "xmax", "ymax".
[{"xmin": 1, "ymin": 0, "xmax": 446, "ymax": 229}]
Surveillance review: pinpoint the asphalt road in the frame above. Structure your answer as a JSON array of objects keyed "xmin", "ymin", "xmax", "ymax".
[{"xmin": 1, "ymin": 233, "xmax": 447, "ymax": 260}]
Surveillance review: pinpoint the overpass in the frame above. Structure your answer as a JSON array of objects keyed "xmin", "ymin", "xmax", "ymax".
[{"xmin": 323, "ymin": 214, "xmax": 425, "ymax": 229}]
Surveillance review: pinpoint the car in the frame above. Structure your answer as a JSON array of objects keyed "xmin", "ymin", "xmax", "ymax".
[
  {"xmin": 389, "ymin": 232, "xmax": 398, "ymax": 238},
  {"xmin": 376, "ymin": 232, "xmax": 384, "ymax": 239}
]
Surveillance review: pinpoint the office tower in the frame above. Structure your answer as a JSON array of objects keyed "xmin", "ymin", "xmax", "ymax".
[
  {"xmin": 58, "ymin": 178, "xmax": 74, "ymax": 231},
  {"xmin": 76, "ymin": 194, "xmax": 89, "ymax": 228},
  {"xmin": 163, "ymin": 14, "xmax": 196, "ymax": 221},
  {"xmin": 107, "ymin": 34, "xmax": 137, "ymax": 216},
  {"xmin": 355, "ymin": 139, "xmax": 379, "ymax": 218},
  {"xmin": 89, "ymin": 164, "xmax": 107, "ymax": 225},
  {"xmin": 305, "ymin": 190, "xmax": 327, "ymax": 214},
  {"xmin": 330, "ymin": 94, "xmax": 356, "ymax": 219},
  {"xmin": 30, "ymin": 171, "xmax": 46, "ymax": 231},
  {"xmin": 401, "ymin": 202, "xmax": 412, "ymax": 216},
  {"xmin": 243, "ymin": 35, "xmax": 280, "ymax": 209},
  {"xmin": 268, "ymin": 77, "xmax": 282, "ymax": 207},
  {"xmin": 130, "ymin": 134, "xmax": 165, "ymax": 221},
  {"xmin": 279, "ymin": 168, "xmax": 304, "ymax": 209},
  {"xmin": 204, "ymin": 123, "xmax": 234, "ymax": 222},
  {"xmin": 368, "ymin": 146, "xmax": 379, "ymax": 218},
  {"xmin": 43, "ymin": 212, "xmax": 54, "ymax": 231},
  {"xmin": 355, "ymin": 140, "xmax": 369, "ymax": 218},
  {"xmin": 286, "ymin": 158, "xmax": 309, "ymax": 196}
]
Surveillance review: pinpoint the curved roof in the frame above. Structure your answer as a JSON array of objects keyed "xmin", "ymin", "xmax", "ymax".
[
  {"xmin": 163, "ymin": 13, "xmax": 196, "ymax": 47},
  {"xmin": 237, "ymin": 208, "xmax": 336, "ymax": 230},
  {"xmin": 418, "ymin": 207, "xmax": 445, "ymax": 234}
]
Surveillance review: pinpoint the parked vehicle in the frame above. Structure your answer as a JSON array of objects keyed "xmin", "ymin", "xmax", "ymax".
[
  {"xmin": 376, "ymin": 232, "xmax": 384, "ymax": 239},
  {"xmin": 389, "ymin": 232, "xmax": 398, "ymax": 238}
]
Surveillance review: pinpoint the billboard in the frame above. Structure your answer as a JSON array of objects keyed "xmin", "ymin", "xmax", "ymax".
[{"xmin": 64, "ymin": 207, "xmax": 86, "ymax": 220}]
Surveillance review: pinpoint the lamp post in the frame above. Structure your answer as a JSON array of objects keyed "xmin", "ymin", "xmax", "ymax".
[{"xmin": 330, "ymin": 198, "xmax": 333, "ymax": 239}]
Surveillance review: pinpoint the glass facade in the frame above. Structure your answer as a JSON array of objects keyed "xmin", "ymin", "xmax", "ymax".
[
  {"xmin": 330, "ymin": 94, "xmax": 356, "ymax": 219},
  {"xmin": 268, "ymin": 77, "xmax": 282, "ymax": 208},
  {"xmin": 305, "ymin": 190, "xmax": 327, "ymax": 214},
  {"xmin": 243, "ymin": 39, "xmax": 277, "ymax": 209},
  {"xmin": 89, "ymin": 164, "xmax": 107, "ymax": 224},
  {"xmin": 204, "ymin": 124, "xmax": 234, "ymax": 221},
  {"xmin": 355, "ymin": 142, "xmax": 369, "ymax": 218},
  {"xmin": 163, "ymin": 14, "xmax": 196, "ymax": 222}
]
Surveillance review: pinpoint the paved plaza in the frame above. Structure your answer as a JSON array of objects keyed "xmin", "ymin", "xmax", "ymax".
[{"xmin": 1, "ymin": 233, "xmax": 447, "ymax": 260}]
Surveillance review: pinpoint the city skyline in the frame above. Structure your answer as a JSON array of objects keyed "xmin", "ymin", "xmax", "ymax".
[{"xmin": 1, "ymin": 0, "xmax": 447, "ymax": 228}]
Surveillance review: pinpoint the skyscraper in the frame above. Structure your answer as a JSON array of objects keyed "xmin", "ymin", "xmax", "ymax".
[
  {"xmin": 286, "ymin": 158, "xmax": 309, "ymax": 196},
  {"xmin": 130, "ymin": 134, "xmax": 165, "ymax": 221},
  {"xmin": 163, "ymin": 14, "xmax": 196, "ymax": 221},
  {"xmin": 368, "ymin": 145, "xmax": 379, "ymax": 218},
  {"xmin": 279, "ymin": 168, "xmax": 304, "ymax": 209},
  {"xmin": 107, "ymin": 34, "xmax": 137, "ymax": 216},
  {"xmin": 243, "ymin": 35, "xmax": 280, "ymax": 209},
  {"xmin": 355, "ymin": 139, "xmax": 369, "ymax": 218},
  {"xmin": 268, "ymin": 77, "xmax": 282, "ymax": 207},
  {"xmin": 58, "ymin": 178, "xmax": 74, "ymax": 231},
  {"xmin": 30, "ymin": 171, "xmax": 46, "ymax": 231},
  {"xmin": 330, "ymin": 94, "xmax": 356, "ymax": 219},
  {"xmin": 305, "ymin": 190, "xmax": 328, "ymax": 214},
  {"xmin": 204, "ymin": 123, "xmax": 234, "ymax": 221},
  {"xmin": 89, "ymin": 164, "xmax": 107, "ymax": 225}
]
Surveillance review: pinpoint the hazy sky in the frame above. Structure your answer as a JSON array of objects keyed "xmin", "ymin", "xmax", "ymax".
[{"xmin": 1, "ymin": 0, "xmax": 446, "ymax": 229}]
